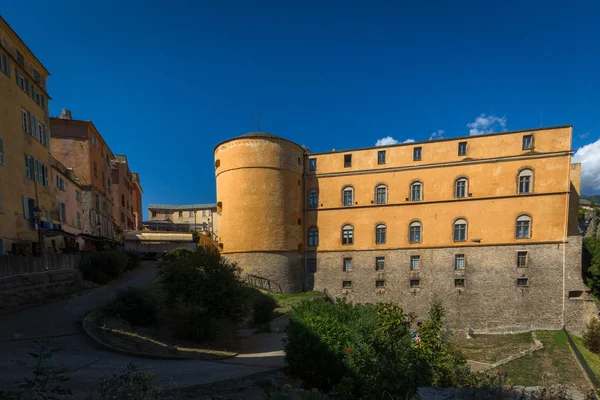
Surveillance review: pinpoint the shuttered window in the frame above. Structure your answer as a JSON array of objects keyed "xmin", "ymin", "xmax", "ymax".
[{"xmin": 0, "ymin": 137, "xmax": 4, "ymax": 165}]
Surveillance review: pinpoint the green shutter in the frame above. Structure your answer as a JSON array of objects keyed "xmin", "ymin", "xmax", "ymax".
[
  {"xmin": 22, "ymin": 196, "xmax": 29, "ymax": 219},
  {"xmin": 0, "ymin": 137, "xmax": 4, "ymax": 165},
  {"xmin": 44, "ymin": 125, "xmax": 50, "ymax": 148},
  {"xmin": 31, "ymin": 114, "xmax": 37, "ymax": 138}
]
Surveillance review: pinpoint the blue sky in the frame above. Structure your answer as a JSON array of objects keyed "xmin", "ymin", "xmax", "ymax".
[{"xmin": 2, "ymin": 0, "xmax": 599, "ymax": 209}]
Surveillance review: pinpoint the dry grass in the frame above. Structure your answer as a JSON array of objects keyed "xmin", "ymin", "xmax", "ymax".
[{"xmin": 453, "ymin": 331, "xmax": 535, "ymax": 364}]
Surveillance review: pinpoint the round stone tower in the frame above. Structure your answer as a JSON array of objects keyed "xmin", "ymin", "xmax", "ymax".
[{"xmin": 214, "ymin": 132, "xmax": 305, "ymax": 293}]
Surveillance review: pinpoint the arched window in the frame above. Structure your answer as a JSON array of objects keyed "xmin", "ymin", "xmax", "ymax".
[
  {"xmin": 409, "ymin": 221, "xmax": 422, "ymax": 243},
  {"xmin": 518, "ymin": 169, "xmax": 533, "ymax": 194},
  {"xmin": 516, "ymin": 215, "xmax": 531, "ymax": 239},
  {"xmin": 453, "ymin": 218, "xmax": 468, "ymax": 242},
  {"xmin": 342, "ymin": 187, "xmax": 354, "ymax": 206},
  {"xmin": 375, "ymin": 224, "xmax": 386, "ymax": 244},
  {"xmin": 455, "ymin": 178, "xmax": 468, "ymax": 198},
  {"xmin": 375, "ymin": 184, "xmax": 388, "ymax": 204},
  {"xmin": 307, "ymin": 227, "xmax": 319, "ymax": 247},
  {"xmin": 308, "ymin": 189, "xmax": 319, "ymax": 208},
  {"xmin": 342, "ymin": 224, "xmax": 354, "ymax": 245},
  {"xmin": 411, "ymin": 181, "xmax": 422, "ymax": 201}
]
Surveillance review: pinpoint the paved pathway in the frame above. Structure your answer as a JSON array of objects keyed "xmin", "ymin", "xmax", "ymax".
[{"xmin": 0, "ymin": 262, "xmax": 285, "ymax": 396}]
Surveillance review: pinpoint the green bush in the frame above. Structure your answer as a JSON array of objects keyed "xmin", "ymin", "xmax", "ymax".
[
  {"xmin": 584, "ymin": 238, "xmax": 600, "ymax": 298},
  {"xmin": 159, "ymin": 247, "xmax": 246, "ymax": 322},
  {"xmin": 253, "ymin": 294, "xmax": 277, "ymax": 324},
  {"xmin": 175, "ymin": 304, "xmax": 218, "ymax": 342},
  {"xmin": 285, "ymin": 298, "xmax": 477, "ymax": 398},
  {"xmin": 162, "ymin": 247, "xmax": 194, "ymax": 263},
  {"xmin": 86, "ymin": 364, "xmax": 161, "ymax": 400},
  {"xmin": 80, "ymin": 251, "xmax": 128, "ymax": 284},
  {"xmin": 123, "ymin": 250, "xmax": 142, "ymax": 270},
  {"xmin": 107, "ymin": 287, "xmax": 158, "ymax": 326},
  {"xmin": 584, "ymin": 317, "xmax": 600, "ymax": 354}
]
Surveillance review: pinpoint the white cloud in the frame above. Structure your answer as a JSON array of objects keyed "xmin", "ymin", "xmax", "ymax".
[
  {"xmin": 467, "ymin": 114, "xmax": 507, "ymax": 136},
  {"xmin": 429, "ymin": 129, "xmax": 445, "ymax": 140},
  {"xmin": 573, "ymin": 137, "xmax": 600, "ymax": 194},
  {"xmin": 375, "ymin": 137, "xmax": 415, "ymax": 146}
]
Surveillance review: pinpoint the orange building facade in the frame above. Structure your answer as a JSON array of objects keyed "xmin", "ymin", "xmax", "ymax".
[{"xmin": 215, "ymin": 126, "xmax": 595, "ymax": 333}]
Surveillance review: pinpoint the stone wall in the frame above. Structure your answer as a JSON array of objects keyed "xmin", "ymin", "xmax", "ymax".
[
  {"xmin": 223, "ymin": 251, "xmax": 304, "ymax": 293},
  {"xmin": 311, "ymin": 237, "xmax": 590, "ymax": 332},
  {"xmin": 0, "ymin": 253, "xmax": 81, "ymax": 277}
]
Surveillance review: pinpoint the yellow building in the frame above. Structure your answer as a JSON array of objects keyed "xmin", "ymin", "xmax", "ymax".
[
  {"xmin": 0, "ymin": 16, "xmax": 55, "ymax": 255},
  {"xmin": 215, "ymin": 127, "xmax": 594, "ymax": 332}
]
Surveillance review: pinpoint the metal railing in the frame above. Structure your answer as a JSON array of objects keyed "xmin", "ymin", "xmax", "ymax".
[{"xmin": 245, "ymin": 274, "xmax": 283, "ymax": 293}]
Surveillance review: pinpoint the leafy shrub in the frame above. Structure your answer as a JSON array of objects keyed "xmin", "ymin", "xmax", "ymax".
[
  {"xmin": 162, "ymin": 247, "xmax": 194, "ymax": 263},
  {"xmin": 253, "ymin": 294, "xmax": 277, "ymax": 324},
  {"xmin": 584, "ymin": 317, "xmax": 600, "ymax": 354},
  {"xmin": 175, "ymin": 304, "xmax": 218, "ymax": 342},
  {"xmin": 107, "ymin": 287, "xmax": 158, "ymax": 326},
  {"xmin": 123, "ymin": 250, "xmax": 142, "ymax": 271},
  {"xmin": 285, "ymin": 298, "xmax": 478, "ymax": 398},
  {"xmin": 584, "ymin": 238, "xmax": 600, "ymax": 298},
  {"xmin": 159, "ymin": 247, "xmax": 246, "ymax": 322},
  {"xmin": 80, "ymin": 251, "xmax": 128, "ymax": 284}
]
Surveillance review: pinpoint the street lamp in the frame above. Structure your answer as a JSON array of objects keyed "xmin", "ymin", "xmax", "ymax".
[{"xmin": 33, "ymin": 206, "xmax": 43, "ymax": 255}]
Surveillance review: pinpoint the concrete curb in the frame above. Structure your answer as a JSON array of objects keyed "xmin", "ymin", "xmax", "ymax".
[{"xmin": 82, "ymin": 309, "xmax": 238, "ymax": 361}]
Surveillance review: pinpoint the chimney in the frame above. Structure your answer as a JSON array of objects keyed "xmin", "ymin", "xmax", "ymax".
[{"xmin": 59, "ymin": 109, "xmax": 72, "ymax": 120}]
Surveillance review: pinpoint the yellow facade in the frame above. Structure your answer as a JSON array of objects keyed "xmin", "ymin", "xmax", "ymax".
[
  {"xmin": 0, "ymin": 16, "xmax": 54, "ymax": 254},
  {"xmin": 306, "ymin": 126, "xmax": 574, "ymax": 250}
]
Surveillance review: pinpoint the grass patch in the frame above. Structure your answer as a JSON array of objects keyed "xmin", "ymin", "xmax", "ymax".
[
  {"xmin": 494, "ymin": 331, "xmax": 589, "ymax": 390},
  {"xmin": 572, "ymin": 334, "xmax": 600, "ymax": 378},
  {"xmin": 453, "ymin": 332, "xmax": 534, "ymax": 364},
  {"xmin": 268, "ymin": 291, "xmax": 324, "ymax": 313}
]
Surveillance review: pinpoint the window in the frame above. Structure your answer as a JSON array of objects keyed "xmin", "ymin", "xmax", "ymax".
[
  {"xmin": 413, "ymin": 147, "xmax": 422, "ymax": 161},
  {"xmin": 189, "ymin": 211, "xmax": 194, "ymax": 217},
  {"xmin": 58, "ymin": 201, "xmax": 66, "ymax": 222},
  {"xmin": 91, "ymin": 134, "xmax": 98, "ymax": 148},
  {"xmin": 375, "ymin": 224, "xmax": 386, "ymax": 244},
  {"xmin": 308, "ymin": 189, "xmax": 319, "ymax": 208},
  {"xmin": 76, "ymin": 212, "xmax": 81, "ymax": 229},
  {"xmin": 95, "ymin": 195, "xmax": 100, "ymax": 210},
  {"xmin": 0, "ymin": 137, "xmax": 4, "ymax": 165},
  {"xmin": 378, "ymin": 150, "xmax": 386, "ymax": 164},
  {"xmin": 75, "ymin": 190, "xmax": 80, "ymax": 201},
  {"xmin": 121, "ymin": 212, "xmax": 125, "ymax": 223},
  {"xmin": 342, "ymin": 281, "xmax": 353, "ymax": 288},
  {"xmin": 24, "ymin": 154, "xmax": 32, "ymax": 178},
  {"xmin": 453, "ymin": 219, "xmax": 467, "ymax": 242},
  {"xmin": 518, "ymin": 169, "xmax": 533, "ymax": 194},
  {"xmin": 410, "ymin": 255, "xmax": 420, "ymax": 270},
  {"xmin": 455, "ymin": 178, "xmax": 468, "ymax": 198},
  {"xmin": 178, "ymin": 211, "xmax": 183, "ymax": 218},
  {"xmin": 164, "ymin": 212, "xmax": 170, "ymax": 218},
  {"xmin": 409, "ymin": 221, "xmax": 422, "ymax": 243},
  {"xmin": 455, "ymin": 254, "xmax": 465, "ymax": 270},
  {"xmin": 0, "ymin": 51, "xmax": 10, "ymax": 76},
  {"xmin": 17, "ymin": 51, "xmax": 24, "ymax": 65},
  {"xmin": 309, "ymin": 158, "xmax": 317, "ymax": 171},
  {"xmin": 21, "ymin": 109, "xmax": 30, "ymax": 132},
  {"xmin": 33, "ymin": 69, "xmax": 40, "ymax": 83},
  {"xmin": 342, "ymin": 187, "xmax": 354, "ymax": 206},
  {"xmin": 458, "ymin": 142, "xmax": 467, "ymax": 156},
  {"xmin": 343, "ymin": 257, "xmax": 352, "ymax": 272},
  {"xmin": 307, "ymin": 227, "xmax": 319, "ymax": 247},
  {"xmin": 375, "ymin": 185, "xmax": 387, "ymax": 204},
  {"xmin": 410, "ymin": 279, "xmax": 420, "ymax": 288},
  {"xmin": 375, "ymin": 257, "xmax": 385, "ymax": 271},
  {"xmin": 517, "ymin": 278, "xmax": 529, "ymax": 287},
  {"xmin": 455, "ymin": 279, "xmax": 465, "ymax": 287},
  {"xmin": 56, "ymin": 175, "xmax": 65, "ymax": 190},
  {"xmin": 93, "ymin": 161, "xmax": 98, "ymax": 177},
  {"xmin": 342, "ymin": 225, "xmax": 354, "ymax": 245},
  {"xmin": 517, "ymin": 251, "xmax": 528, "ymax": 267},
  {"xmin": 307, "ymin": 258, "xmax": 317, "ymax": 273},
  {"xmin": 516, "ymin": 215, "xmax": 531, "ymax": 239},
  {"xmin": 202, "ymin": 210, "xmax": 206, "ymax": 217},
  {"xmin": 376, "ymin": 280, "xmax": 385, "ymax": 289},
  {"xmin": 522, "ymin": 135, "xmax": 533, "ymax": 150},
  {"xmin": 344, "ymin": 154, "xmax": 352, "ymax": 167},
  {"xmin": 410, "ymin": 181, "xmax": 422, "ymax": 201}
]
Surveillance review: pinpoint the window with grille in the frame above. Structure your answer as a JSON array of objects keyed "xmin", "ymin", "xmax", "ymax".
[
  {"xmin": 455, "ymin": 254, "xmax": 465, "ymax": 270},
  {"xmin": 342, "ymin": 280, "xmax": 352, "ymax": 288},
  {"xmin": 307, "ymin": 258, "xmax": 317, "ymax": 273},
  {"xmin": 517, "ymin": 251, "xmax": 528, "ymax": 267},
  {"xmin": 517, "ymin": 278, "xmax": 529, "ymax": 287},
  {"xmin": 455, "ymin": 279, "xmax": 465, "ymax": 287},
  {"xmin": 375, "ymin": 257, "xmax": 385, "ymax": 271},
  {"xmin": 410, "ymin": 255, "xmax": 420, "ymax": 270},
  {"xmin": 410, "ymin": 279, "xmax": 420, "ymax": 288},
  {"xmin": 376, "ymin": 280, "xmax": 385, "ymax": 289},
  {"xmin": 343, "ymin": 257, "xmax": 352, "ymax": 272}
]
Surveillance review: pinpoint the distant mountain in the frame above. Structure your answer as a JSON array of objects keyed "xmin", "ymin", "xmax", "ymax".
[{"xmin": 582, "ymin": 195, "xmax": 600, "ymax": 203}]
